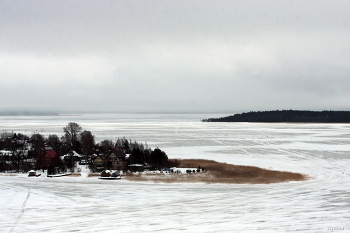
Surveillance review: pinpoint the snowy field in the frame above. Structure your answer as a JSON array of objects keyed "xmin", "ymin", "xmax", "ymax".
[{"xmin": 1, "ymin": 114, "xmax": 350, "ymax": 232}]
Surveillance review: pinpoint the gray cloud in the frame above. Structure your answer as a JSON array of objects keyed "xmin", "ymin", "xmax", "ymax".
[{"xmin": 1, "ymin": 0, "xmax": 350, "ymax": 113}]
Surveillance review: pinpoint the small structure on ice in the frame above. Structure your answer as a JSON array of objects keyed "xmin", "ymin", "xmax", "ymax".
[
  {"xmin": 99, "ymin": 170, "xmax": 121, "ymax": 180},
  {"xmin": 28, "ymin": 170, "xmax": 41, "ymax": 177}
]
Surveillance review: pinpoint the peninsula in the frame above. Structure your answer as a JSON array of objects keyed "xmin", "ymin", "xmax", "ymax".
[{"xmin": 1, "ymin": 122, "xmax": 306, "ymax": 184}]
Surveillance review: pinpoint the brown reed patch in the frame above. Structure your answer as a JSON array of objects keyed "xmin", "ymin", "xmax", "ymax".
[
  {"xmin": 125, "ymin": 159, "xmax": 307, "ymax": 184},
  {"xmin": 0, "ymin": 173, "xmax": 18, "ymax": 176}
]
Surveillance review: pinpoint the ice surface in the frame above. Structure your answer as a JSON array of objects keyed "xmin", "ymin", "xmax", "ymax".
[{"xmin": 1, "ymin": 114, "xmax": 350, "ymax": 232}]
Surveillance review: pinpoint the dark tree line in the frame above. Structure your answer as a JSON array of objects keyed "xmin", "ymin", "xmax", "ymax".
[
  {"xmin": 202, "ymin": 110, "xmax": 350, "ymax": 123},
  {"xmin": 128, "ymin": 147, "xmax": 168, "ymax": 167}
]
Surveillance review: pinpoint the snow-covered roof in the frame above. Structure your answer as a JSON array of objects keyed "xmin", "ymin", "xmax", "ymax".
[
  {"xmin": 170, "ymin": 167, "xmax": 201, "ymax": 173},
  {"xmin": 128, "ymin": 164, "xmax": 144, "ymax": 167},
  {"xmin": 71, "ymin": 151, "xmax": 82, "ymax": 157},
  {"xmin": 62, "ymin": 151, "xmax": 82, "ymax": 158},
  {"xmin": 0, "ymin": 150, "xmax": 13, "ymax": 156},
  {"xmin": 46, "ymin": 150, "xmax": 58, "ymax": 158}
]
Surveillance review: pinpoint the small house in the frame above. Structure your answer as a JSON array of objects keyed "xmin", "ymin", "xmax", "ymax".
[
  {"xmin": 109, "ymin": 149, "xmax": 128, "ymax": 170},
  {"xmin": 62, "ymin": 151, "xmax": 82, "ymax": 164},
  {"xmin": 37, "ymin": 150, "xmax": 61, "ymax": 169},
  {"xmin": 128, "ymin": 164, "xmax": 144, "ymax": 172},
  {"xmin": 93, "ymin": 155, "xmax": 105, "ymax": 172}
]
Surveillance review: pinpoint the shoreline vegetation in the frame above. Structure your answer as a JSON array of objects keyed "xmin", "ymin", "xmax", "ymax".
[
  {"xmin": 125, "ymin": 159, "xmax": 307, "ymax": 184},
  {"xmin": 202, "ymin": 110, "xmax": 350, "ymax": 123},
  {"xmin": 1, "ymin": 159, "xmax": 307, "ymax": 184}
]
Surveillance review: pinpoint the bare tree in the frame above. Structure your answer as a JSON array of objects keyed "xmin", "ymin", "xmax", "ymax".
[
  {"xmin": 30, "ymin": 133, "xmax": 45, "ymax": 170},
  {"xmin": 0, "ymin": 130, "xmax": 14, "ymax": 140},
  {"xmin": 8, "ymin": 135, "xmax": 27, "ymax": 172},
  {"xmin": 99, "ymin": 139, "xmax": 113, "ymax": 155},
  {"xmin": 80, "ymin": 130, "xmax": 95, "ymax": 155},
  {"xmin": 30, "ymin": 133, "xmax": 45, "ymax": 154},
  {"xmin": 47, "ymin": 134, "xmax": 61, "ymax": 152},
  {"xmin": 63, "ymin": 122, "xmax": 82, "ymax": 151}
]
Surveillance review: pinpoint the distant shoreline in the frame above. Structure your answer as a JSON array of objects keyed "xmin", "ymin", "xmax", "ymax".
[
  {"xmin": 242, "ymin": 122, "xmax": 350, "ymax": 124},
  {"xmin": 202, "ymin": 110, "xmax": 350, "ymax": 123},
  {"xmin": 0, "ymin": 112, "xmax": 59, "ymax": 116}
]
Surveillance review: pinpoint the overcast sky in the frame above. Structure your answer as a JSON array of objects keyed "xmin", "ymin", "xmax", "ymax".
[{"xmin": 1, "ymin": 0, "xmax": 350, "ymax": 113}]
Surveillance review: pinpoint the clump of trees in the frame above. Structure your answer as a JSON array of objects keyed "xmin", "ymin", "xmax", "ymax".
[
  {"xmin": 0, "ymin": 122, "xmax": 168, "ymax": 173},
  {"xmin": 0, "ymin": 131, "xmax": 30, "ymax": 173}
]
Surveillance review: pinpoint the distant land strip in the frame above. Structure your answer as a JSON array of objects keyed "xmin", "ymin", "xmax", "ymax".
[
  {"xmin": 202, "ymin": 110, "xmax": 350, "ymax": 123},
  {"xmin": 0, "ymin": 112, "xmax": 59, "ymax": 116}
]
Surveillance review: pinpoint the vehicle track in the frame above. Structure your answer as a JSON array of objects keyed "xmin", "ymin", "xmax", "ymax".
[{"xmin": 8, "ymin": 186, "xmax": 31, "ymax": 233}]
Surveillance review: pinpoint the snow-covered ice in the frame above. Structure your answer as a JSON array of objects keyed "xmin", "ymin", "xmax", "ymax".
[{"xmin": 1, "ymin": 114, "xmax": 350, "ymax": 232}]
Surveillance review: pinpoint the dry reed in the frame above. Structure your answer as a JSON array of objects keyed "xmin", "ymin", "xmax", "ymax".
[
  {"xmin": 0, "ymin": 173, "xmax": 18, "ymax": 176},
  {"xmin": 125, "ymin": 159, "xmax": 307, "ymax": 184}
]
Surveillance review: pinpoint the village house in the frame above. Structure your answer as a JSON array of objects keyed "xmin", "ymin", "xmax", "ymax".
[
  {"xmin": 93, "ymin": 155, "xmax": 105, "ymax": 172},
  {"xmin": 92, "ymin": 148, "xmax": 128, "ymax": 171},
  {"xmin": 128, "ymin": 164, "xmax": 144, "ymax": 172},
  {"xmin": 61, "ymin": 151, "xmax": 82, "ymax": 167},
  {"xmin": 37, "ymin": 150, "xmax": 62, "ymax": 170},
  {"xmin": 109, "ymin": 148, "xmax": 128, "ymax": 170}
]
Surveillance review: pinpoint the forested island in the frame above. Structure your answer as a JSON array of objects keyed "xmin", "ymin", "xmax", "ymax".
[{"xmin": 202, "ymin": 110, "xmax": 350, "ymax": 123}]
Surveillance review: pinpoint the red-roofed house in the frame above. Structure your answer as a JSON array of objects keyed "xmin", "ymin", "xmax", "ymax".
[
  {"xmin": 46, "ymin": 150, "xmax": 58, "ymax": 159},
  {"xmin": 36, "ymin": 150, "xmax": 62, "ymax": 169}
]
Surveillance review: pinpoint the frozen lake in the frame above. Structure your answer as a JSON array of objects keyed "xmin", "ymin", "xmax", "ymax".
[{"xmin": 1, "ymin": 114, "xmax": 350, "ymax": 232}]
